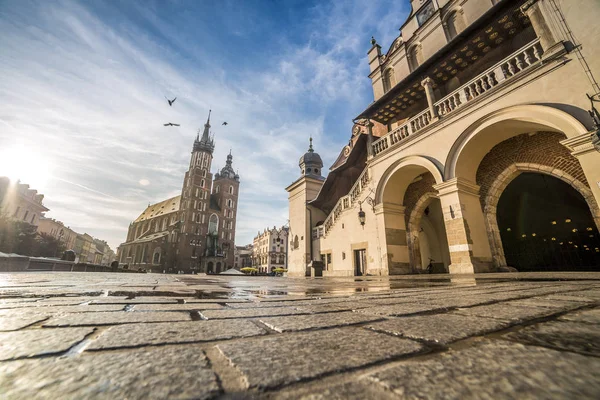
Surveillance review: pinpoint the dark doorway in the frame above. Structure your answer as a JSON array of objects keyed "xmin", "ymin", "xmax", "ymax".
[
  {"xmin": 207, "ymin": 262, "xmax": 214, "ymax": 274},
  {"xmin": 354, "ymin": 249, "xmax": 366, "ymax": 276},
  {"xmin": 497, "ymin": 173, "xmax": 600, "ymax": 271},
  {"xmin": 216, "ymin": 262, "xmax": 222, "ymax": 273}
]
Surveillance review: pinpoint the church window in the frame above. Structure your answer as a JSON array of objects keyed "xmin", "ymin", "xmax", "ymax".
[
  {"xmin": 195, "ymin": 188, "xmax": 199, "ymax": 197},
  {"xmin": 193, "ymin": 201, "xmax": 197, "ymax": 209},
  {"xmin": 229, "ymin": 186, "xmax": 233, "ymax": 194},
  {"xmin": 203, "ymin": 169, "xmax": 207, "ymax": 178},
  {"xmin": 201, "ymin": 179, "xmax": 205, "ymax": 188},
  {"xmin": 192, "ymin": 212, "xmax": 195, "ymax": 223},
  {"xmin": 229, "ymin": 232, "xmax": 232, "ymax": 240},
  {"xmin": 227, "ymin": 199, "xmax": 233, "ymax": 208},
  {"xmin": 216, "ymin": 186, "xmax": 220, "ymax": 193},
  {"xmin": 208, "ymin": 214, "xmax": 219, "ymax": 235},
  {"xmin": 203, "ymin": 202, "xmax": 207, "ymax": 211},
  {"xmin": 202, "ymin": 214, "xmax": 206, "ymax": 224}
]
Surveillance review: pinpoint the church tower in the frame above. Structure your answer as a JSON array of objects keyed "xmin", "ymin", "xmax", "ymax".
[
  {"xmin": 178, "ymin": 110, "xmax": 215, "ymax": 270},
  {"xmin": 286, "ymin": 137, "xmax": 325, "ymax": 277}
]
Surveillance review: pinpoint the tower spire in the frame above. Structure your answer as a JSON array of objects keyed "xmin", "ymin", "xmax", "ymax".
[
  {"xmin": 308, "ymin": 136, "xmax": 314, "ymax": 153},
  {"xmin": 193, "ymin": 109, "xmax": 215, "ymax": 153}
]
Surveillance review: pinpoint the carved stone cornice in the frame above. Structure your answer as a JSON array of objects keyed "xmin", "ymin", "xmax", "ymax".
[{"xmin": 560, "ymin": 132, "xmax": 597, "ymax": 157}]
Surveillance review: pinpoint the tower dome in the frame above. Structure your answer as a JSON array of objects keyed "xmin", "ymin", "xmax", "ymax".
[{"xmin": 299, "ymin": 137, "xmax": 323, "ymax": 178}]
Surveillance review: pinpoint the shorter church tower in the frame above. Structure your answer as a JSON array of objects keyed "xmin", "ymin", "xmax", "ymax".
[{"xmin": 286, "ymin": 137, "xmax": 325, "ymax": 277}]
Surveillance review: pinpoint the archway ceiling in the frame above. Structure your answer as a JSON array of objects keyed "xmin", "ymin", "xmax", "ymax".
[
  {"xmin": 455, "ymin": 121, "xmax": 563, "ymax": 182},
  {"xmin": 358, "ymin": 0, "xmax": 531, "ymax": 125},
  {"xmin": 382, "ymin": 165, "xmax": 431, "ymax": 204}
]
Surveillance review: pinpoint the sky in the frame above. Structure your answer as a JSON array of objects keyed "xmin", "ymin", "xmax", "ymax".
[{"xmin": 0, "ymin": 0, "xmax": 410, "ymax": 250}]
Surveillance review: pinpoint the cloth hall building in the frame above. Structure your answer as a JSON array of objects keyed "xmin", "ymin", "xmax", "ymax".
[
  {"xmin": 118, "ymin": 113, "xmax": 240, "ymax": 273},
  {"xmin": 287, "ymin": 0, "xmax": 600, "ymax": 277}
]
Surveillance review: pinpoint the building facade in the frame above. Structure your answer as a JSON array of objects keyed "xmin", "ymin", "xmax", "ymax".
[
  {"xmin": 288, "ymin": 0, "xmax": 600, "ymax": 276},
  {"xmin": 252, "ymin": 226, "xmax": 289, "ymax": 273},
  {"xmin": 117, "ymin": 112, "xmax": 240, "ymax": 273},
  {"xmin": 37, "ymin": 217, "xmax": 77, "ymax": 250},
  {"xmin": 0, "ymin": 177, "xmax": 49, "ymax": 227},
  {"xmin": 234, "ymin": 244, "xmax": 253, "ymax": 269}
]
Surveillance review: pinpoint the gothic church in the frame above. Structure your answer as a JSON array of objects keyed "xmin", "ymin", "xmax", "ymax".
[{"xmin": 117, "ymin": 112, "xmax": 240, "ymax": 273}]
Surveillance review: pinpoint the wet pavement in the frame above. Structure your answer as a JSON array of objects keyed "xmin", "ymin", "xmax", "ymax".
[{"xmin": 1, "ymin": 271, "xmax": 599, "ymax": 399}]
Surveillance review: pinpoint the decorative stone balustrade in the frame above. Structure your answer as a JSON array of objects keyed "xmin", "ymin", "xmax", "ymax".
[
  {"xmin": 322, "ymin": 167, "xmax": 370, "ymax": 236},
  {"xmin": 372, "ymin": 39, "xmax": 544, "ymax": 157}
]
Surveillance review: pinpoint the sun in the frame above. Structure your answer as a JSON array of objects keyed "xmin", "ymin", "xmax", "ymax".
[{"xmin": 0, "ymin": 145, "xmax": 53, "ymax": 189}]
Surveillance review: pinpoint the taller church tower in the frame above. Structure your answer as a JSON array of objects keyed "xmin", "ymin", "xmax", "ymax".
[{"xmin": 178, "ymin": 111, "xmax": 215, "ymax": 270}]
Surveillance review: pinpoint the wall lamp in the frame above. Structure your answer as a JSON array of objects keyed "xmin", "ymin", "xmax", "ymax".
[{"xmin": 357, "ymin": 189, "xmax": 375, "ymax": 227}]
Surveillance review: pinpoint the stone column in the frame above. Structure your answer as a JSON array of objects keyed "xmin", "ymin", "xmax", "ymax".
[
  {"xmin": 560, "ymin": 133, "xmax": 600, "ymax": 230},
  {"xmin": 433, "ymin": 178, "xmax": 494, "ymax": 274},
  {"xmin": 521, "ymin": 0, "xmax": 565, "ymax": 54},
  {"xmin": 375, "ymin": 202, "xmax": 410, "ymax": 275},
  {"xmin": 421, "ymin": 77, "xmax": 439, "ymax": 121},
  {"xmin": 366, "ymin": 119, "xmax": 375, "ymax": 159}
]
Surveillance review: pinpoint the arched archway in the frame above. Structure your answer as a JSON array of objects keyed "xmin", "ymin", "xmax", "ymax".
[
  {"xmin": 407, "ymin": 193, "xmax": 451, "ymax": 273},
  {"xmin": 207, "ymin": 261, "xmax": 214, "ymax": 274},
  {"xmin": 445, "ymin": 104, "xmax": 589, "ymax": 181},
  {"xmin": 484, "ymin": 163, "xmax": 600, "ymax": 270},
  {"xmin": 375, "ymin": 157, "xmax": 444, "ymax": 274}
]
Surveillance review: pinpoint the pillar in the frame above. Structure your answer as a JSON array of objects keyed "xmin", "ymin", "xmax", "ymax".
[
  {"xmin": 560, "ymin": 133, "xmax": 600, "ymax": 230},
  {"xmin": 421, "ymin": 77, "xmax": 439, "ymax": 121},
  {"xmin": 434, "ymin": 178, "xmax": 494, "ymax": 274},
  {"xmin": 521, "ymin": 0, "xmax": 566, "ymax": 55},
  {"xmin": 375, "ymin": 202, "xmax": 410, "ymax": 275},
  {"xmin": 366, "ymin": 119, "xmax": 375, "ymax": 159}
]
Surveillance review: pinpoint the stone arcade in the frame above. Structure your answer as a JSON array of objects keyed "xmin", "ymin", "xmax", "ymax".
[{"xmin": 287, "ymin": 0, "xmax": 600, "ymax": 276}]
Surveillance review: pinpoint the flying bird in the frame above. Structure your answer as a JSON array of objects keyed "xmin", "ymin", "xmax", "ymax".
[
  {"xmin": 164, "ymin": 96, "xmax": 177, "ymax": 106},
  {"xmin": 164, "ymin": 123, "xmax": 180, "ymax": 126},
  {"xmin": 222, "ymin": 121, "xmax": 228, "ymax": 125}
]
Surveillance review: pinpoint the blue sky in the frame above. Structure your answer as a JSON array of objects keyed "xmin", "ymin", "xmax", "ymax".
[{"xmin": 0, "ymin": 0, "xmax": 410, "ymax": 250}]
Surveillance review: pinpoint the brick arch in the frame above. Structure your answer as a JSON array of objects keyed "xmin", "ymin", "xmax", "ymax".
[
  {"xmin": 406, "ymin": 192, "xmax": 439, "ymax": 272},
  {"xmin": 482, "ymin": 163, "xmax": 600, "ymax": 268}
]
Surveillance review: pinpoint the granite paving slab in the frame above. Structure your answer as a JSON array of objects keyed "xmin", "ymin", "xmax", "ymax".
[
  {"xmin": 366, "ymin": 313, "xmax": 511, "ymax": 344},
  {"xmin": 358, "ymin": 340, "xmax": 600, "ymax": 399},
  {"xmin": 506, "ymin": 298, "xmax": 587, "ymax": 311},
  {"xmin": 558, "ymin": 308, "xmax": 600, "ymax": 324},
  {"xmin": 506, "ymin": 320, "xmax": 600, "ymax": 356},
  {"xmin": 200, "ymin": 307, "xmax": 309, "ymax": 320},
  {"xmin": 132, "ymin": 303, "xmax": 224, "ymax": 311},
  {"xmin": 216, "ymin": 327, "xmax": 424, "ymax": 390},
  {"xmin": 0, "ymin": 327, "xmax": 94, "ymax": 360},
  {"xmin": 259, "ymin": 312, "xmax": 384, "ymax": 332},
  {"xmin": 0, "ymin": 315, "xmax": 48, "ymax": 331},
  {"xmin": 0, "ymin": 304, "xmax": 125, "ymax": 315},
  {"xmin": 0, "ymin": 344, "xmax": 219, "ymax": 399},
  {"xmin": 88, "ymin": 319, "xmax": 266, "ymax": 350},
  {"xmin": 44, "ymin": 311, "xmax": 191, "ymax": 326},
  {"xmin": 453, "ymin": 303, "xmax": 559, "ymax": 322},
  {"xmin": 355, "ymin": 302, "xmax": 449, "ymax": 317}
]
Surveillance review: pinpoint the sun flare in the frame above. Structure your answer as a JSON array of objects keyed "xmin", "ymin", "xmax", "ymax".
[{"xmin": 0, "ymin": 145, "xmax": 53, "ymax": 189}]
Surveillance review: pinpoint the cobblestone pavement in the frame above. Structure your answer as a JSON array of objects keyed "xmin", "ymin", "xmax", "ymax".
[{"xmin": 1, "ymin": 272, "xmax": 600, "ymax": 399}]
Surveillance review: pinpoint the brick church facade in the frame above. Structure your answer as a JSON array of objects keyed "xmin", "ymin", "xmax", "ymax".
[{"xmin": 117, "ymin": 112, "xmax": 240, "ymax": 273}]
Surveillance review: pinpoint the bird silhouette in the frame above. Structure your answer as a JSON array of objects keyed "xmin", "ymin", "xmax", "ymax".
[
  {"xmin": 222, "ymin": 121, "xmax": 228, "ymax": 126},
  {"xmin": 164, "ymin": 96, "xmax": 177, "ymax": 106},
  {"xmin": 164, "ymin": 123, "xmax": 180, "ymax": 126}
]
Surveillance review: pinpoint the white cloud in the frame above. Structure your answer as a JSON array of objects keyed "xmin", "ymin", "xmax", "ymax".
[{"xmin": 0, "ymin": 0, "xmax": 409, "ymax": 250}]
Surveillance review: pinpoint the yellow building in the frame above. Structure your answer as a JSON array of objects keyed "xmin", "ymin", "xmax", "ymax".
[
  {"xmin": 37, "ymin": 217, "xmax": 77, "ymax": 250},
  {"xmin": 252, "ymin": 226, "xmax": 289, "ymax": 273},
  {"xmin": 288, "ymin": 0, "xmax": 600, "ymax": 276}
]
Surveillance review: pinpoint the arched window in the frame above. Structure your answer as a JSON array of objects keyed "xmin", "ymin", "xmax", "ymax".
[
  {"xmin": 227, "ymin": 199, "xmax": 233, "ymax": 208},
  {"xmin": 208, "ymin": 214, "xmax": 219, "ymax": 235},
  {"xmin": 408, "ymin": 44, "xmax": 423, "ymax": 72},
  {"xmin": 444, "ymin": 10, "xmax": 466, "ymax": 41},
  {"xmin": 382, "ymin": 68, "xmax": 396, "ymax": 93},
  {"xmin": 215, "ymin": 186, "xmax": 220, "ymax": 193},
  {"xmin": 201, "ymin": 179, "xmax": 205, "ymax": 188},
  {"xmin": 229, "ymin": 186, "xmax": 234, "ymax": 194}
]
